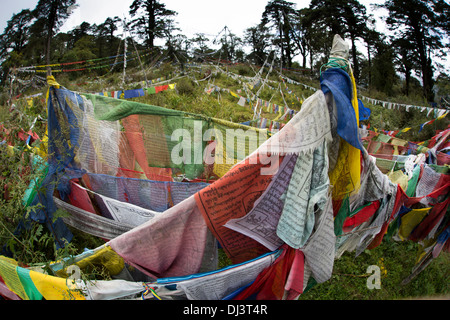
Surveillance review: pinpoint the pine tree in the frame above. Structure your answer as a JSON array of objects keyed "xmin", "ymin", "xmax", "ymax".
[
  {"xmin": 129, "ymin": 0, "xmax": 178, "ymax": 48},
  {"xmin": 0, "ymin": 10, "xmax": 34, "ymax": 82},
  {"xmin": 213, "ymin": 26, "xmax": 242, "ymax": 63},
  {"xmin": 392, "ymin": 34, "xmax": 419, "ymax": 96},
  {"xmin": 244, "ymin": 24, "xmax": 271, "ymax": 66},
  {"xmin": 371, "ymin": 40, "xmax": 398, "ymax": 96},
  {"xmin": 298, "ymin": 7, "xmax": 333, "ymax": 73},
  {"xmin": 261, "ymin": 0, "xmax": 298, "ymax": 68},
  {"xmin": 379, "ymin": 0, "xmax": 450, "ymax": 102},
  {"xmin": 306, "ymin": 0, "xmax": 368, "ymax": 81},
  {"xmin": 32, "ymin": 0, "xmax": 77, "ymax": 75},
  {"xmin": 361, "ymin": 20, "xmax": 382, "ymax": 88},
  {"xmin": 97, "ymin": 17, "xmax": 122, "ymax": 57},
  {"xmin": 0, "ymin": 9, "xmax": 33, "ymax": 57},
  {"xmin": 190, "ymin": 33, "xmax": 210, "ymax": 57}
]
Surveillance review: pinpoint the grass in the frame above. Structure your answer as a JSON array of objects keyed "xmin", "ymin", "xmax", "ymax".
[{"xmin": 301, "ymin": 240, "xmax": 449, "ymax": 300}]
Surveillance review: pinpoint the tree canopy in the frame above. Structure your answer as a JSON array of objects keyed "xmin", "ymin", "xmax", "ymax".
[
  {"xmin": 0, "ymin": 0, "xmax": 448, "ymax": 105},
  {"xmin": 129, "ymin": 0, "xmax": 178, "ymax": 48},
  {"xmin": 378, "ymin": 0, "xmax": 450, "ymax": 101}
]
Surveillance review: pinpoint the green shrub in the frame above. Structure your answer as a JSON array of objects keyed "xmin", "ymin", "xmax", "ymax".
[{"xmin": 176, "ymin": 77, "xmax": 195, "ymax": 95}]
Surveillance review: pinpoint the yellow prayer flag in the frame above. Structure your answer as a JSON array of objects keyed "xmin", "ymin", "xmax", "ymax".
[
  {"xmin": 26, "ymin": 98, "xmax": 33, "ymax": 109},
  {"xmin": 46, "ymin": 75, "xmax": 60, "ymax": 88},
  {"xmin": 29, "ymin": 270, "xmax": 85, "ymax": 300},
  {"xmin": 437, "ymin": 112, "xmax": 449, "ymax": 120},
  {"xmin": 328, "ymin": 69, "xmax": 363, "ymax": 199},
  {"xmin": 229, "ymin": 91, "xmax": 238, "ymax": 98},
  {"xmin": 387, "ymin": 170, "xmax": 409, "ymax": 191},
  {"xmin": 398, "ymin": 208, "xmax": 431, "ymax": 241},
  {"xmin": 348, "ymin": 70, "xmax": 361, "ymax": 193},
  {"xmin": 350, "ymin": 71, "xmax": 359, "ymax": 127}
]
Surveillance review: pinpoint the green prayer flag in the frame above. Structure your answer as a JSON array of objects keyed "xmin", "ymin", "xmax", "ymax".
[{"xmin": 334, "ymin": 196, "xmax": 350, "ymax": 237}]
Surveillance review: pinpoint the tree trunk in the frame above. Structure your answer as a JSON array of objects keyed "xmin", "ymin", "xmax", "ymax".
[
  {"xmin": 285, "ymin": 35, "xmax": 292, "ymax": 68},
  {"xmin": 278, "ymin": 23, "xmax": 285, "ymax": 68},
  {"xmin": 423, "ymin": 57, "xmax": 434, "ymax": 102},
  {"xmin": 405, "ymin": 68, "xmax": 411, "ymax": 96},
  {"xmin": 350, "ymin": 34, "xmax": 359, "ymax": 81},
  {"xmin": 46, "ymin": 34, "xmax": 52, "ymax": 76},
  {"xmin": 282, "ymin": 15, "xmax": 292, "ymax": 68},
  {"xmin": 367, "ymin": 44, "xmax": 372, "ymax": 88},
  {"xmin": 147, "ymin": 0, "xmax": 155, "ymax": 48},
  {"xmin": 419, "ymin": 53, "xmax": 434, "ymax": 102},
  {"xmin": 46, "ymin": 0, "xmax": 59, "ymax": 76},
  {"xmin": 411, "ymin": 20, "xmax": 434, "ymax": 102}
]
